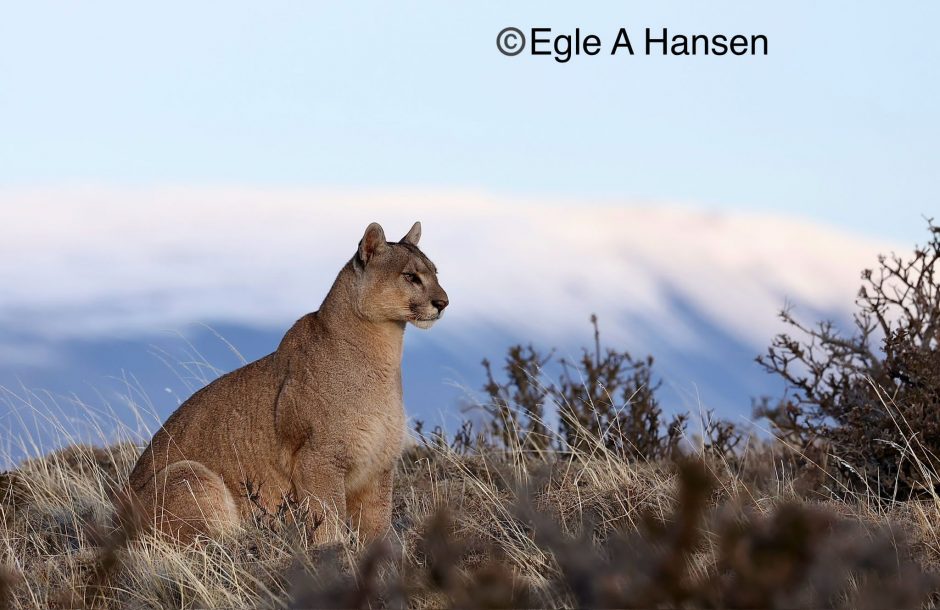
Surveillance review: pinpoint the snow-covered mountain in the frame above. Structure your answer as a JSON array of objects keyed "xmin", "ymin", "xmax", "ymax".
[{"xmin": 0, "ymin": 187, "xmax": 895, "ymax": 452}]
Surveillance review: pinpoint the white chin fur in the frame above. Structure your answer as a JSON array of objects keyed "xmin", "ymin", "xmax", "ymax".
[{"xmin": 410, "ymin": 319, "xmax": 437, "ymax": 330}]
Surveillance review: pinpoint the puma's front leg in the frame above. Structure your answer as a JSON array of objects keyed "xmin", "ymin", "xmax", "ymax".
[
  {"xmin": 346, "ymin": 467, "xmax": 394, "ymax": 544},
  {"xmin": 292, "ymin": 445, "xmax": 348, "ymax": 544}
]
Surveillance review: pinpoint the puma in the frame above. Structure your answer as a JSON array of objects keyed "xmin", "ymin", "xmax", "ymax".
[{"xmin": 125, "ymin": 221, "xmax": 448, "ymax": 544}]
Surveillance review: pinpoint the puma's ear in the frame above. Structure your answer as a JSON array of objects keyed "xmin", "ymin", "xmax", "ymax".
[
  {"xmin": 400, "ymin": 221, "xmax": 421, "ymax": 246},
  {"xmin": 358, "ymin": 222, "xmax": 388, "ymax": 264}
]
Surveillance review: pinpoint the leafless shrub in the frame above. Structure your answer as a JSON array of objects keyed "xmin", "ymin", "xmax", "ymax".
[
  {"xmin": 758, "ymin": 220, "xmax": 940, "ymax": 498},
  {"xmin": 480, "ymin": 315, "xmax": 713, "ymax": 462}
]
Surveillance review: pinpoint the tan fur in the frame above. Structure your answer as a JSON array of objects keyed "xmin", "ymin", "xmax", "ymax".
[{"xmin": 126, "ymin": 221, "xmax": 448, "ymax": 544}]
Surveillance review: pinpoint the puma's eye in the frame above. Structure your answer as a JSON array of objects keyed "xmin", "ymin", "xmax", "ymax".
[{"xmin": 403, "ymin": 272, "xmax": 421, "ymax": 285}]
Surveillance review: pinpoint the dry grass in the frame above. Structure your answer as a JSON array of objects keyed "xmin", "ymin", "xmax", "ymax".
[{"xmin": 2, "ymin": 402, "xmax": 940, "ymax": 609}]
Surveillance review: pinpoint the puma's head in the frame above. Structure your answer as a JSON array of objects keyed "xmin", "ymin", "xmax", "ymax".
[{"xmin": 351, "ymin": 221, "xmax": 449, "ymax": 329}]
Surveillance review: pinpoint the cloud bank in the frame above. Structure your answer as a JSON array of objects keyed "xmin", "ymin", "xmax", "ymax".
[{"xmin": 0, "ymin": 187, "xmax": 893, "ymax": 367}]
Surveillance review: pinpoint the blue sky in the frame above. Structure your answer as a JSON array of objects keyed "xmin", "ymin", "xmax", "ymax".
[{"xmin": 1, "ymin": 1, "xmax": 937, "ymax": 242}]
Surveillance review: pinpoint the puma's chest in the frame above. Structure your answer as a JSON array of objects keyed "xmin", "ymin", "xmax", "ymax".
[{"xmin": 344, "ymin": 397, "xmax": 405, "ymax": 492}]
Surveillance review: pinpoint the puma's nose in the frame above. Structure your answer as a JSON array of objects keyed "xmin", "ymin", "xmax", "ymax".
[{"xmin": 432, "ymin": 298, "xmax": 449, "ymax": 312}]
